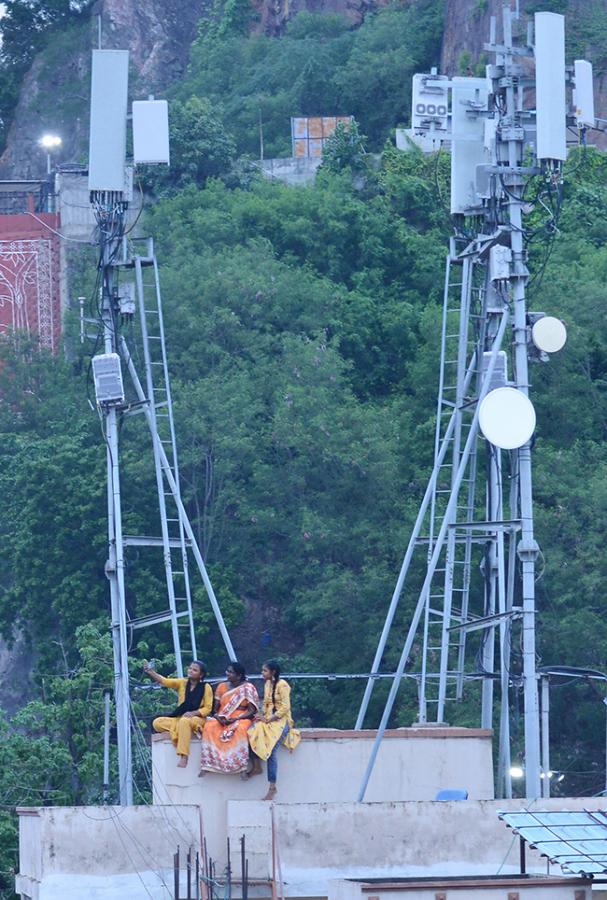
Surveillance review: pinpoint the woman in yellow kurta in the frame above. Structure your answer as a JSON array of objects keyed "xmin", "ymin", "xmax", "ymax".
[
  {"xmin": 144, "ymin": 660, "xmax": 213, "ymax": 767},
  {"xmin": 247, "ymin": 660, "xmax": 300, "ymax": 800}
]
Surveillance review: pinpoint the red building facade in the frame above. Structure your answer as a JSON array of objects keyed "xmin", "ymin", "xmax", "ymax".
[{"xmin": 0, "ymin": 208, "xmax": 62, "ymax": 353}]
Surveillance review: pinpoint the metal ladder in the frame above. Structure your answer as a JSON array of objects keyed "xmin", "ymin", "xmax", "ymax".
[
  {"xmin": 418, "ymin": 246, "xmax": 482, "ymax": 721},
  {"xmin": 119, "ymin": 238, "xmax": 196, "ymax": 675}
]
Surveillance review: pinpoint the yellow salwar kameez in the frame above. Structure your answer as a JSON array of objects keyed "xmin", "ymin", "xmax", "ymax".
[
  {"xmin": 248, "ymin": 679, "xmax": 300, "ymax": 762},
  {"xmin": 152, "ymin": 677, "xmax": 213, "ymax": 757}
]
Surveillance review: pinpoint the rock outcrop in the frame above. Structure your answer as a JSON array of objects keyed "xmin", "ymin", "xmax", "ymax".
[
  {"xmin": 3, "ymin": 0, "xmax": 607, "ymax": 179},
  {"xmin": 0, "ymin": 0, "xmax": 210, "ymax": 178}
]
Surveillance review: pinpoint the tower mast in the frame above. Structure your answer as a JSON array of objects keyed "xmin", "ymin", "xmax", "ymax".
[{"xmin": 358, "ymin": 5, "xmax": 574, "ymax": 801}]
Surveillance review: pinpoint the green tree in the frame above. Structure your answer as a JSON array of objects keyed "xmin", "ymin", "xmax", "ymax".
[
  {"xmin": 144, "ymin": 97, "xmax": 236, "ymax": 194},
  {"xmin": 321, "ymin": 120, "xmax": 368, "ymax": 175}
]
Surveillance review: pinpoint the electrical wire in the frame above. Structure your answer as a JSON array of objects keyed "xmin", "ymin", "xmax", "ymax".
[
  {"xmin": 107, "ymin": 809, "xmax": 157, "ymax": 900},
  {"xmin": 495, "ymin": 797, "xmax": 538, "ymax": 875},
  {"xmin": 24, "ymin": 210, "xmax": 95, "ymax": 244},
  {"xmin": 128, "ymin": 697, "xmax": 197, "ymax": 847}
]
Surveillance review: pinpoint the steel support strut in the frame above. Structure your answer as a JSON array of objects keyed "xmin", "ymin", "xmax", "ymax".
[{"xmin": 357, "ymin": 312, "xmax": 509, "ymax": 801}]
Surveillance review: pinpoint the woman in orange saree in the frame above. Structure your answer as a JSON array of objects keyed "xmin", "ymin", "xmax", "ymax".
[{"xmin": 199, "ymin": 662, "xmax": 260, "ymax": 775}]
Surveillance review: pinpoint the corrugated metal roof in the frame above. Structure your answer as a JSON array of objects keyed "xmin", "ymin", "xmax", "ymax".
[{"xmin": 499, "ymin": 808, "xmax": 607, "ymax": 874}]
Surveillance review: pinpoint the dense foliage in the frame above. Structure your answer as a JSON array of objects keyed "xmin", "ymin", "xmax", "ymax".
[
  {"xmin": 176, "ymin": 0, "xmax": 445, "ymax": 157},
  {"xmin": 2, "ymin": 0, "xmax": 607, "ymax": 894}
]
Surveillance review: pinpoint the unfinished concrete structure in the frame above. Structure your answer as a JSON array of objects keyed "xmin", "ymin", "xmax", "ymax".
[{"xmin": 16, "ymin": 728, "xmax": 607, "ymax": 898}]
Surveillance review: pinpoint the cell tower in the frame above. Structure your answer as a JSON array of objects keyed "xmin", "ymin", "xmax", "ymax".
[
  {"xmin": 356, "ymin": 6, "xmax": 595, "ymax": 801},
  {"xmin": 87, "ymin": 50, "xmax": 236, "ymax": 804}
]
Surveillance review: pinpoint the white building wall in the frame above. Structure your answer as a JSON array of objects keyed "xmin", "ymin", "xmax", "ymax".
[
  {"xmin": 19, "ymin": 732, "xmax": 607, "ymax": 900},
  {"xmin": 152, "ymin": 727, "xmax": 494, "ymax": 864},
  {"xmin": 16, "ymin": 804, "xmax": 200, "ymax": 900}
]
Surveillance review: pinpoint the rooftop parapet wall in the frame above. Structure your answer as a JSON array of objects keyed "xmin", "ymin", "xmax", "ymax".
[
  {"xmin": 16, "ymin": 804, "xmax": 200, "ymax": 900},
  {"xmin": 227, "ymin": 796, "xmax": 607, "ymax": 895},
  {"xmin": 329, "ymin": 874, "xmax": 594, "ymax": 900},
  {"xmin": 152, "ymin": 727, "xmax": 494, "ymax": 864},
  {"xmin": 17, "ymin": 795, "xmax": 607, "ymax": 899}
]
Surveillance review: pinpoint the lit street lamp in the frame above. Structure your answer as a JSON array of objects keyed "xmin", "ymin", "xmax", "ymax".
[{"xmin": 38, "ymin": 133, "xmax": 62, "ymax": 174}]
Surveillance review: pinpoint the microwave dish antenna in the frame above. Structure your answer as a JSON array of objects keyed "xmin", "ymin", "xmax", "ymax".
[
  {"xmin": 479, "ymin": 388, "xmax": 537, "ymax": 451},
  {"xmin": 532, "ymin": 317, "xmax": 567, "ymax": 354}
]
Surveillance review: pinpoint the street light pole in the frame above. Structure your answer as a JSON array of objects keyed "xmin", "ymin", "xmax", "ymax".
[{"xmin": 38, "ymin": 133, "xmax": 62, "ymax": 211}]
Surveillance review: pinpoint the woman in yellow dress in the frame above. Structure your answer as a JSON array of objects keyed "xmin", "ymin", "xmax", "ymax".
[
  {"xmin": 144, "ymin": 660, "xmax": 213, "ymax": 768},
  {"xmin": 247, "ymin": 660, "xmax": 300, "ymax": 800}
]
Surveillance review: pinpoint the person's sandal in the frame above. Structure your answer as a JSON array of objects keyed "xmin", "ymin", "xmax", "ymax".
[{"xmin": 262, "ymin": 784, "xmax": 277, "ymax": 801}]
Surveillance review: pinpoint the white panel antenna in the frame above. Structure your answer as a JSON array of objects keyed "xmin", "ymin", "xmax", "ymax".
[
  {"xmin": 481, "ymin": 350, "xmax": 508, "ymax": 391},
  {"xmin": 88, "ymin": 50, "xmax": 129, "ymax": 192},
  {"xmin": 534, "ymin": 13, "xmax": 566, "ymax": 161},
  {"xmin": 412, "ymin": 73, "xmax": 449, "ymax": 138},
  {"xmin": 133, "ymin": 100, "xmax": 170, "ymax": 165},
  {"xmin": 450, "ymin": 76, "xmax": 489, "ymax": 214},
  {"xmin": 573, "ymin": 60, "xmax": 595, "ymax": 128}
]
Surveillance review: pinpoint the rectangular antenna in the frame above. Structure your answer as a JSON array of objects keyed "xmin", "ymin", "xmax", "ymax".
[
  {"xmin": 573, "ymin": 60, "xmax": 595, "ymax": 127},
  {"xmin": 92, "ymin": 353, "xmax": 125, "ymax": 406},
  {"xmin": 88, "ymin": 50, "xmax": 129, "ymax": 191},
  {"xmin": 535, "ymin": 13, "xmax": 566, "ymax": 161},
  {"xmin": 450, "ymin": 77, "xmax": 489, "ymax": 214},
  {"xmin": 133, "ymin": 100, "xmax": 170, "ymax": 164}
]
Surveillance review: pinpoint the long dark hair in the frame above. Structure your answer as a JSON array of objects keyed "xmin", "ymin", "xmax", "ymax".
[
  {"xmin": 228, "ymin": 660, "xmax": 246, "ymax": 681},
  {"xmin": 185, "ymin": 660, "xmax": 207, "ymax": 700},
  {"xmin": 188, "ymin": 660, "xmax": 207, "ymax": 680},
  {"xmin": 264, "ymin": 659, "xmax": 281, "ymax": 711}
]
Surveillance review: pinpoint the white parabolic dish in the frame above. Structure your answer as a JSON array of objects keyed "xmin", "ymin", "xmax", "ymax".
[
  {"xmin": 479, "ymin": 387, "xmax": 537, "ymax": 450},
  {"xmin": 531, "ymin": 316, "xmax": 567, "ymax": 353}
]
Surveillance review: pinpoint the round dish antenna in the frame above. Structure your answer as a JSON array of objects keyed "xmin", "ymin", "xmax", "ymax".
[
  {"xmin": 532, "ymin": 316, "xmax": 567, "ymax": 353},
  {"xmin": 479, "ymin": 387, "xmax": 536, "ymax": 450}
]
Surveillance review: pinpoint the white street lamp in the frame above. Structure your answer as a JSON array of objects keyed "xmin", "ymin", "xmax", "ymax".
[{"xmin": 38, "ymin": 133, "xmax": 62, "ymax": 174}]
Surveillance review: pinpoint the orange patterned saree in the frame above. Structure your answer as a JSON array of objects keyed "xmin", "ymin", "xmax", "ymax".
[{"xmin": 199, "ymin": 681, "xmax": 260, "ymax": 774}]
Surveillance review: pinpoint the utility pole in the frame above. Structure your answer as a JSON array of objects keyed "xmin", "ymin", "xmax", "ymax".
[
  {"xmin": 87, "ymin": 50, "xmax": 236, "ymax": 803},
  {"xmin": 99, "ymin": 206, "xmax": 133, "ymax": 806}
]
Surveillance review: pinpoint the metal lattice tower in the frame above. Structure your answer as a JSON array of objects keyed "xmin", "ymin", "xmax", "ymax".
[
  {"xmin": 93, "ymin": 215, "xmax": 236, "ymax": 804},
  {"xmin": 85, "ymin": 50, "xmax": 238, "ymax": 803},
  {"xmin": 356, "ymin": 5, "xmax": 584, "ymax": 801}
]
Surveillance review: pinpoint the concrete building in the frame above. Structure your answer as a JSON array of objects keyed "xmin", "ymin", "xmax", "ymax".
[
  {"xmin": 0, "ymin": 184, "xmax": 62, "ymax": 352},
  {"xmin": 16, "ymin": 727, "xmax": 607, "ymax": 899},
  {"xmin": 16, "ymin": 804, "xmax": 200, "ymax": 900}
]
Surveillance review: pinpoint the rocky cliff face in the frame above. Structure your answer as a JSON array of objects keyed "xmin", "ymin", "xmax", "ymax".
[
  {"xmin": 0, "ymin": 0, "xmax": 210, "ymax": 178},
  {"xmin": 254, "ymin": 0, "xmax": 382, "ymax": 36},
  {"xmin": 2, "ymin": 0, "xmax": 607, "ymax": 177}
]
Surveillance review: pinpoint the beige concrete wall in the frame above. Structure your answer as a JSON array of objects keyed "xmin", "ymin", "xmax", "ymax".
[
  {"xmin": 57, "ymin": 171, "xmax": 142, "ymax": 240},
  {"xmin": 152, "ymin": 727, "xmax": 494, "ymax": 864},
  {"xmin": 16, "ymin": 796, "xmax": 607, "ymax": 899},
  {"xmin": 225, "ymin": 796, "xmax": 607, "ymax": 895},
  {"xmin": 16, "ymin": 804, "xmax": 200, "ymax": 900},
  {"xmin": 259, "ymin": 157, "xmax": 322, "ymax": 185}
]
